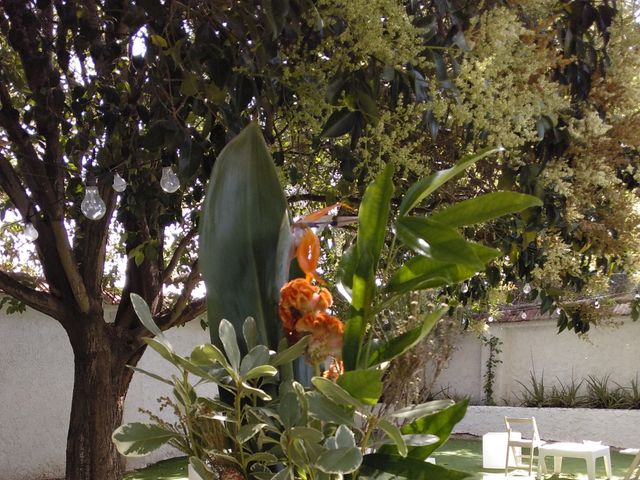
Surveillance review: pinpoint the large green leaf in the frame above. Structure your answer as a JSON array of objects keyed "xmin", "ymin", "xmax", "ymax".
[
  {"xmin": 199, "ymin": 122, "xmax": 290, "ymax": 354},
  {"xmin": 399, "ymin": 399, "xmax": 468, "ymax": 459},
  {"xmin": 342, "ymin": 164, "xmax": 394, "ymax": 370},
  {"xmin": 429, "ymin": 191, "xmax": 543, "ymax": 228},
  {"xmin": 385, "ymin": 257, "xmax": 477, "ymax": 294},
  {"xmin": 396, "ymin": 217, "xmax": 483, "ymax": 268},
  {"xmin": 366, "ymin": 307, "xmax": 447, "ymax": 366},
  {"xmin": 306, "ymin": 391, "xmax": 356, "ymax": 427},
  {"xmin": 399, "ymin": 147, "xmax": 502, "ymax": 215},
  {"xmin": 361, "ymin": 453, "xmax": 471, "ymax": 480},
  {"xmin": 312, "ymin": 376, "xmax": 366, "ymax": 409},
  {"xmin": 336, "ymin": 368, "xmax": 383, "ymax": 405},
  {"xmin": 112, "ymin": 422, "xmax": 178, "ymax": 457}
]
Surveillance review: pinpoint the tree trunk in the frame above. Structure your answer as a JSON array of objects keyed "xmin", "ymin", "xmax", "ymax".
[{"xmin": 65, "ymin": 316, "xmax": 135, "ymax": 480}]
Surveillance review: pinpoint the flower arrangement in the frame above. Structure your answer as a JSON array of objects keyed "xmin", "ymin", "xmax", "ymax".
[{"xmin": 113, "ymin": 123, "xmax": 541, "ymax": 479}]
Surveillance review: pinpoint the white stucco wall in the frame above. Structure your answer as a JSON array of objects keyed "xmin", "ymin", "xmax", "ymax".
[
  {"xmin": 433, "ymin": 317, "xmax": 640, "ymax": 405},
  {"xmin": 454, "ymin": 406, "xmax": 640, "ymax": 448},
  {"xmin": 0, "ymin": 306, "xmax": 211, "ymax": 480}
]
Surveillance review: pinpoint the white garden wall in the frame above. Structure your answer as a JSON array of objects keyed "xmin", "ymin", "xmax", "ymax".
[
  {"xmin": 433, "ymin": 317, "xmax": 640, "ymax": 405},
  {"xmin": 0, "ymin": 305, "xmax": 211, "ymax": 480},
  {"xmin": 454, "ymin": 406, "xmax": 640, "ymax": 448}
]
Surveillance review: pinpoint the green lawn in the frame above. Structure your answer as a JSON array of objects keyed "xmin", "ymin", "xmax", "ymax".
[{"xmin": 125, "ymin": 438, "xmax": 636, "ymax": 479}]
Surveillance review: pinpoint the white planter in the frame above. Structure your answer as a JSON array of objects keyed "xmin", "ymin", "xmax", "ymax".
[{"xmin": 454, "ymin": 405, "xmax": 640, "ymax": 448}]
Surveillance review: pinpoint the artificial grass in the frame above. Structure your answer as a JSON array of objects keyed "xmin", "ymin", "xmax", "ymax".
[{"xmin": 124, "ymin": 438, "xmax": 636, "ymax": 479}]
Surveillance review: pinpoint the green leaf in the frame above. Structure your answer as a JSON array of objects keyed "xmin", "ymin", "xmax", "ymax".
[
  {"xmin": 312, "ymin": 376, "xmax": 366, "ymax": 409},
  {"xmin": 367, "ymin": 308, "xmax": 446, "ymax": 366},
  {"xmin": 131, "ymin": 293, "xmax": 164, "ymax": 339},
  {"xmin": 378, "ymin": 418, "xmax": 407, "ymax": 457},
  {"xmin": 315, "ymin": 447, "xmax": 363, "ymax": 474},
  {"xmin": 142, "ymin": 337, "xmax": 176, "ymax": 364},
  {"xmin": 399, "ymin": 399, "xmax": 468, "ymax": 459},
  {"xmin": 391, "ymin": 399, "xmax": 455, "ymax": 421},
  {"xmin": 219, "ymin": 319, "xmax": 241, "ymax": 371},
  {"xmin": 112, "ymin": 423, "xmax": 177, "ymax": 457},
  {"xmin": 200, "ymin": 123, "xmax": 289, "ymax": 355},
  {"xmin": 149, "ymin": 34, "xmax": 168, "ymax": 48},
  {"xmin": 320, "ymin": 108, "xmax": 357, "ymax": 138},
  {"xmin": 244, "ymin": 364, "xmax": 278, "ymax": 381},
  {"xmin": 280, "ymin": 391, "xmax": 303, "ymax": 429},
  {"xmin": 289, "ymin": 426, "xmax": 325, "ymax": 444},
  {"xmin": 180, "ymin": 72, "xmax": 198, "ymax": 96},
  {"xmin": 243, "ymin": 316, "xmax": 258, "ymax": 350},
  {"xmin": 334, "ymin": 424, "xmax": 356, "ymax": 448},
  {"xmin": 343, "ymin": 164, "xmax": 394, "ymax": 370},
  {"xmin": 385, "ymin": 257, "xmax": 477, "ymax": 294},
  {"xmin": 396, "ymin": 217, "xmax": 483, "ymax": 269},
  {"xmin": 306, "ymin": 391, "xmax": 355, "ymax": 427},
  {"xmin": 189, "ymin": 457, "xmax": 216, "ymax": 480},
  {"xmin": 240, "ymin": 345, "xmax": 270, "ymax": 377},
  {"xmin": 429, "ymin": 192, "xmax": 543, "ymax": 228},
  {"xmin": 270, "ymin": 336, "xmax": 310, "ymax": 367},
  {"xmin": 126, "ymin": 366, "xmax": 173, "ymax": 386},
  {"xmin": 336, "ymin": 369, "xmax": 383, "ymax": 405},
  {"xmin": 238, "ymin": 423, "xmax": 267, "ymax": 443},
  {"xmin": 190, "ymin": 343, "xmax": 230, "ymax": 370},
  {"xmin": 399, "ymin": 147, "xmax": 502, "ymax": 215},
  {"xmin": 240, "ymin": 382, "xmax": 272, "ymax": 401},
  {"xmin": 361, "ymin": 453, "xmax": 471, "ymax": 479}
]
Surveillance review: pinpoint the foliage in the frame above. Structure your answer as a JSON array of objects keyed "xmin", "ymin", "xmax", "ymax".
[
  {"xmin": 480, "ymin": 335, "xmax": 503, "ymax": 406},
  {"xmin": 114, "ymin": 313, "xmax": 471, "ymax": 480},
  {"xmin": 515, "ymin": 371, "xmax": 640, "ymax": 409}
]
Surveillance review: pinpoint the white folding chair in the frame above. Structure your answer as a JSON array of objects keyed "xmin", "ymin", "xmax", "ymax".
[
  {"xmin": 505, "ymin": 416, "xmax": 546, "ymax": 476},
  {"xmin": 622, "ymin": 448, "xmax": 640, "ymax": 480}
]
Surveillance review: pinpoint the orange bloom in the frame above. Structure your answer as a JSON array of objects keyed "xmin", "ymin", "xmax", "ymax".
[
  {"xmin": 302, "ymin": 312, "xmax": 344, "ymax": 365},
  {"xmin": 322, "ymin": 358, "xmax": 344, "ymax": 382},
  {"xmin": 279, "ymin": 278, "xmax": 332, "ymax": 331}
]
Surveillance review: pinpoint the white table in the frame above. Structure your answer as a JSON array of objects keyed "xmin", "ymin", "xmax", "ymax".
[
  {"xmin": 537, "ymin": 442, "xmax": 612, "ymax": 480},
  {"xmin": 621, "ymin": 448, "xmax": 640, "ymax": 480}
]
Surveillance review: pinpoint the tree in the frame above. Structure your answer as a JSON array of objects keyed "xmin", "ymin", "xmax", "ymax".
[{"xmin": 1, "ymin": 1, "xmax": 639, "ymax": 479}]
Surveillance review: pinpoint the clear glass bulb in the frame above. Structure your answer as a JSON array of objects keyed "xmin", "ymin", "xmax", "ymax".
[
  {"xmin": 523, "ymin": 282, "xmax": 532, "ymax": 294},
  {"xmin": 112, "ymin": 173, "xmax": 127, "ymax": 192},
  {"xmin": 461, "ymin": 283, "xmax": 469, "ymax": 293},
  {"xmin": 81, "ymin": 186, "xmax": 107, "ymax": 220},
  {"xmin": 160, "ymin": 166, "xmax": 180, "ymax": 193},
  {"xmin": 24, "ymin": 222, "xmax": 39, "ymax": 241},
  {"xmin": 520, "ymin": 312, "xmax": 527, "ymax": 320}
]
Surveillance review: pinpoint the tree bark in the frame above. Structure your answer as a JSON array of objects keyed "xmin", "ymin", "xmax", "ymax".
[{"xmin": 65, "ymin": 315, "xmax": 136, "ymax": 480}]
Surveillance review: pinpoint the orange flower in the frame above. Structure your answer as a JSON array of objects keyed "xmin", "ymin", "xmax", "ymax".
[
  {"xmin": 322, "ymin": 358, "xmax": 344, "ymax": 382},
  {"xmin": 302, "ymin": 312, "xmax": 344, "ymax": 365},
  {"xmin": 279, "ymin": 278, "xmax": 332, "ymax": 331}
]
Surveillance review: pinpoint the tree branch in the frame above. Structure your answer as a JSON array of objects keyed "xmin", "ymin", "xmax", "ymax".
[
  {"xmin": 0, "ymin": 270, "xmax": 67, "ymax": 322},
  {"xmin": 162, "ymin": 227, "xmax": 198, "ymax": 283}
]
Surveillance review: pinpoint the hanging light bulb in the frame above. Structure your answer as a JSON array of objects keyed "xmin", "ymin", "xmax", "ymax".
[
  {"xmin": 523, "ymin": 282, "xmax": 532, "ymax": 294},
  {"xmin": 81, "ymin": 186, "xmax": 107, "ymax": 220},
  {"xmin": 461, "ymin": 283, "xmax": 469, "ymax": 293},
  {"xmin": 520, "ymin": 312, "xmax": 527, "ymax": 320},
  {"xmin": 112, "ymin": 172, "xmax": 127, "ymax": 192},
  {"xmin": 160, "ymin": 166, "xmax": 180, "ymax": 193},
  {"xmin": 24, "ymin": 222, "xmax": 39, "ymax": 241}
]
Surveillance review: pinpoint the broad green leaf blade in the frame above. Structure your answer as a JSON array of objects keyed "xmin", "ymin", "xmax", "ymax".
[
  {"xmin": 399, "ymin": 147, "xmax": 502, "ymax": 215},
  {"xmin": 343, "ymin": 164, "xmax": 394, "ymax": 370},
  {"xmin": 131, "ymin": 293, "xmax": 164, "ymax": 339},
  {"xmin": 399, "ymin": 399, "xmax": 468, "ymax": 459},
  {"xmin": 316, "ymin": 447, "xmax": 363, "ymax": 474},
  {"xmin": 112, "ymin": 423, "xmax": 177, "ymax": 457},
  {"xmin": 306, "ymin": 391, "xmax": 356, "ymax": 427},
  {"xmin": 270, "ymin": 336, "xmax": 311, "ymax": 367},
  {"xmin": 334, "ymin": 424, "xmax": 357, "ymax": 448},
  {"xmin": 336, "ymin": 369, "xmax": 383, "ymax": 405},
  {"xmin": 219, "ymin": 319, "xmax": 241, "ymax": 371},
  {"xmin": 289, "ymin": 426, "xmax": 325, "ymax": 444},
  {"xmin": 385, "ymin": 257, "xmax": 477, "ymax": 295},
  {"xmin": 378, "ymin": 418, "xmax": 407, "ymax": 457},
  {"xmin": 244, "ymin": 364, "xmax": 278, "ymax": 381},
  {"xmin": 189, "ymin": 457, "xmax": 216, "ymax": 480},
  {"xmin": 312, "ymin": 376, "xmax": 366, "ymax": 409},
  {"xmin": 429, "ymin": 192, "xmax": 543, "ymax": 228},
  {"xmin": 238, "ymin": 423, "xmax": 267, "ymax": 443},
  {"xmin": 361, "ymin": 453, "xmax": 471, "ymax": 479},
  {"xmin": 200, "ymin": 122, "xmax": 288, "ymax": 354},
  {"xmin": 367, "ymin": 307, "xmax": 446, "ymax": 366},
  {"xmin": 240, "ymin": 344, "xmax": 271, "ymax": 377},
  {"xmin": 243, "ymin": 317, "xmax": 258, "ymax": 351},
  {"xmin": 391, "ymin": 399, "xmax": 455, "ymax": 421},
  {"xmin": 396, "ymin": 217, "xmax": 482, "ymax": 268},
  {"xmin": 126, "ymin": 366, "xmax": 173, "ymax": 386},
  {"xmin": 142, "ymin": 337, "xmax": 176, "ymax": 364},
  {"xmin": 190, "ymin": 343, "xmax": 230, "ymax": 370}
]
